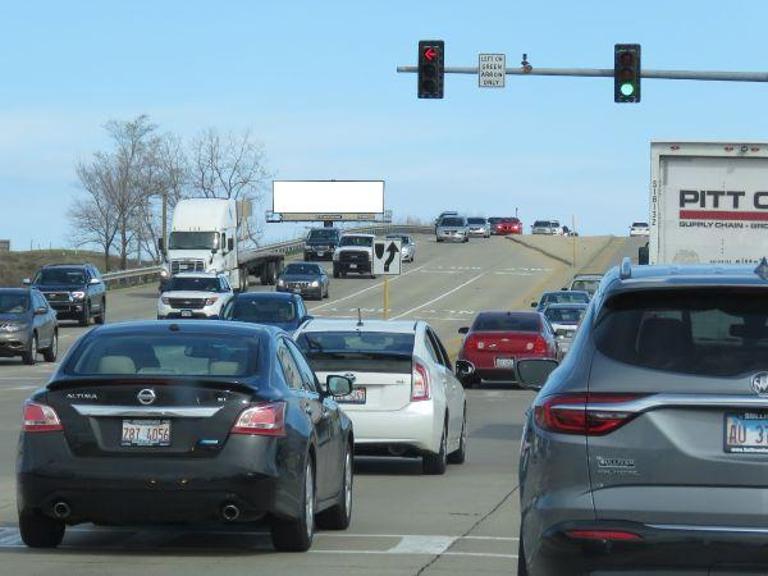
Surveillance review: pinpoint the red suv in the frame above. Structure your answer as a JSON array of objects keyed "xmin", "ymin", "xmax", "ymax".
[
  {"xmin": 491, "ymin": 217, "xmax": 522, "ymax": 235},
  {"xmin": 456, "ymin": 311, "xmax": 557, "ymax": 387}
]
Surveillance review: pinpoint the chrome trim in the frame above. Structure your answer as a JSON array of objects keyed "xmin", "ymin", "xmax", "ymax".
[
  {"xmin": 72, "ymin": 404, "xmax": 223, "ymax": 418},
  {"xmin": 552, "ymin": 394, "xmax": 768, "ymax": 413},
  {"xmin": 648, "ymin": 523, "xmax": 768, "ymax": 535}
]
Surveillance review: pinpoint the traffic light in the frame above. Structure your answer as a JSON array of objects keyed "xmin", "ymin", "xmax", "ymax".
[
  {"xmin": 418, "ymin": 40, "xmax": 444, "ymax": 99},
  {"xmin": 614, "ymin": 44, "xmax": 641, "ymax": 103}
]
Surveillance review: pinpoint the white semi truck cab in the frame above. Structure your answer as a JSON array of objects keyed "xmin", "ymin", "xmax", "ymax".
[{"xmin": 160, "ymin": 198, "xmax": 283, "ymax": 292}]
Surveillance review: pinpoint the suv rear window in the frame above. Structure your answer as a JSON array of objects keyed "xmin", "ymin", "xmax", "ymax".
[
  {"xmin": 296, "ymin": 331, "xmax": 414, "ymax": 373},
  {"xmin": 594, "ymin": 288, "xmax": 768, "ymax": 377},
  {"xmin": 308, "ymin": 229, "xmax": 338, "ymax": 240},
  {"xmin": 340, "ymin": 236, "xmax": 372, "ymax": 247},
  {"xmin": 440, "ymin": 217, "xmax": 465, "ymax": 227}
]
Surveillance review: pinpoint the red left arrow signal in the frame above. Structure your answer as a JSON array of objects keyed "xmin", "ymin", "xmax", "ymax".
[{"xmin": 424, "ymin": 47, "xmax": 437, "ymax": 61}]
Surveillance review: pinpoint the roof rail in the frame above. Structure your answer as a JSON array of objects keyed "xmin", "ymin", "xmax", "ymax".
[{"xmin": 619, "ymin": 257, "xmax": 632, "ymax": 280}]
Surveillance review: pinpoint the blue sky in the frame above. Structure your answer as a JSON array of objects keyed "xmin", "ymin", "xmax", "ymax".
[{"xmin": 2, "ymin": 1, "xmax": 768, "ymax": 249}]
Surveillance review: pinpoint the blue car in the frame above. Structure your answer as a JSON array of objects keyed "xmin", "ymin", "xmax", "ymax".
[{"xmin": 223, "ymin": 292, "xmax": 312, "ymax": 333}]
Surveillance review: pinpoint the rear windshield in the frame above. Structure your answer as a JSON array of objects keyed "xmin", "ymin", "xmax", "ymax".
[
  {"xmin": 232, "ymin": 298, "xmax": 296, "ymax": 323},
  {"xmin": 0, "ymin": 293, "xmax": 29, "ymax": 314},
  {"xmin": 167, "ymin": 277, "xmax": 221, "ymax": 292},
  {"xmin": 545, "ymin": 307, "xmax": 586, "ymax": 323},
  {"xmin": 632, "ymin": 222, "xmax": 649, "ymax": 227},
  {"xmin": 35, "ymin": 268, "xmax": 85, "ymax": 285},
  {"xmin": 386, "ymin": 235, "xmax": 411, "ymax": 245},
  {"xmin": 570, "ymin": 279, "xmax": 600, "ymax": 293},
  {"xmin": 284, "ymin": 263, "xmax": 321, "ymax": 275},
  {"xmin": 542, "ymin": 292, "xmax": 590, "ymax": 305},
  {"xmin": 533, "ymin": 221, "xmax": 550, "ymax": 227},
  {"xmin": 340, "ymin": 236, "xmax": 372, "ymax": 247},
  {"xmin": 473, "ymin": 314, "xmax": 539, "ymax": 332},
  {"xmin": 594, "ymin": 288, "xmax": 768, "ymax": 377},
  {"xmin": 467, "ymin": 218, "xmax": 486, "ymax": 224},
  {"xmin": 66, "ymin": 334, "xmax": 259, "ymax": 377},
  {"xmin": 440, "ymin": 217, "xmax": 465, "ymax": 227},
  {"xmin": 296, "ymin": 331, "xmax": 414, "ymax": 374}
]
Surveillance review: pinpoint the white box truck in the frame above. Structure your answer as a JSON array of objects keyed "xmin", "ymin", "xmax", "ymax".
[
  {"xmin": 159, "ymin": 198, "xmax": 283, "ymax": 291},
  {"xmin": 648, "ymin": 141, "xmax": 768, "ymax": 265}
]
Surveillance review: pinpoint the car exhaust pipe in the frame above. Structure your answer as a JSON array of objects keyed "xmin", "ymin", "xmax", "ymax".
[
  {"xmin": 222, "ymin": 503, "xmax": 240, "ymax": 522},
  {"xmin": 52, "ymin": 501, "xmax": 71, "ymax": 519}
]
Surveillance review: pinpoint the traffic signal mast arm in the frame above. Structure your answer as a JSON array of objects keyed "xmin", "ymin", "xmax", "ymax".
[{"xmin": 399, "ymin": 65, "xmax": 768, "ymax": 82}]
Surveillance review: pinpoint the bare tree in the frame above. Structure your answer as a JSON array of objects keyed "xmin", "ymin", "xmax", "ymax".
[{"xmin": 70, "ymin": 154, "xmax": 119, "ymax": 271}]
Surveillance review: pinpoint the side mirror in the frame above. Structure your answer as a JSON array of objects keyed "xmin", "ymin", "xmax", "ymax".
[
  {"xmin": 301, "ymin": 315, "xmax": 314, "ymax": 325},
  {"xmin": 515, "ymin": 358, "xmax": 559, "ymax": 391},
  {"xmin": 22, "ymin": 278, "xmax": 31, "ymax": 285},
  {"xmin": 326, "ymin": 375, "xmax": 353, "ymax": 397},
  {"xmin": 89, "ymin": 277, "xmax": 101, "ymax": 285},
  {"xmin": 455, "ymin": 359, "xmax": 475, "ymax": 379},
  {"xmin": 458, "ymin": 326, "xmax": 469, "ymax": 335},
  {"xmin": 34, "ymin": 306, "xmax": 48, "ymax": 316},
  {"xmin": 157, "ymin": 237, "xmax": 165, "ymax": 252},
  {"xmin": 530, "ymin": 302, "xmax": 537, "ymax": 308},
  {"xmin": 227, "ymin": 238, "xmax": 234, "ymax": 252}
]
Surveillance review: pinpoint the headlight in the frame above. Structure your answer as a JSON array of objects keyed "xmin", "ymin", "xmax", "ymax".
[
  {"xmin": 1, "ymin": 322, "xmax": 28, "ymax": 333},
  {"xmin": 160, "ymin": 268, "xmax": 170, "ymax": 279},
  {"xmin": 311, "ymin": 280, "xmax": 320, "ymax": 287},
  {"xmin": 205, "ymin": 297, "xmax": 219, "ymax": 306},
  {"xmin": 71, "ymin": 291, "xmax": 85, "ymax": 300},
  {"xmin": 161, "ymin": 297, "xmax": 170, "ymax": 305},
  {"xmin": 277, "ymin": 279, "xmax": 285, "ymax": 287}
]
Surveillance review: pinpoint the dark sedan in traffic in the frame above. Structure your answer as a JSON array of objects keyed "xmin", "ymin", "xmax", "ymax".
[
  {"xmin": 17, "ymin": 320, "xmax": 354, "ymax": 551},
  {"xmin": 277, "ymin": 262, "xmax": 330, "ymax": 300},
  {"xmin": 223, "ymin": 292, "xmax": 312, "ymax": 333}
]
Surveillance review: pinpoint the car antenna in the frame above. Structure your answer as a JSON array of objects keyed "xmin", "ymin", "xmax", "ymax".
[{"xmin": 356, "ymin": 308, "xmax": 363, "ymax": 327}]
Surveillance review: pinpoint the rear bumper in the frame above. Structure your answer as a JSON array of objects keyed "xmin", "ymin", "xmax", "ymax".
[
  {"xmin": 304, "ymin": 248, "xmax": 334, "ymax": 260},
  {"xmin": 528, "ymin": 520, "xmax": 768, "ymax": 575},
  {"xmin": 344, "ymin": 400, "xmax": 440, "ymax": 453},
  {"xmin": 17, "ymin": 432, "xmax": 299, "ymax": 525},
  {"xmin": 335, "ymin": 262, "xmax": 372, "ymax": 273}
]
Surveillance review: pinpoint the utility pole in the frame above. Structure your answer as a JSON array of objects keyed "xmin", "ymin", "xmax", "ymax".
[{"xmin": 161, "ymin": 189, "xmax": 168, "ymax": 263}]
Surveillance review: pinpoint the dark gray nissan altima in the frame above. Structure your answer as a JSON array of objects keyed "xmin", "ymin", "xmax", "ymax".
[
  {"xmin": 516, "ymin": 259, "xmax": 768, "ymax": 575},
  {"xmin": 17, "ymin": 320, "xmax": 354, "ymax": 552}
]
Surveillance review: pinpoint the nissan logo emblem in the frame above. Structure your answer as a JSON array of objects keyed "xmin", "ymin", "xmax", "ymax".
[
  {"xmin": 137, "ymin": 389, "xmax": 157, "ymax": 405},
  {"xmin": 750, "ymin": 373, "xmax": 768, "ymax": 396}
]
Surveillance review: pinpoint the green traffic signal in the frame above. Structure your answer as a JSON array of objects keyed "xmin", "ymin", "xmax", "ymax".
[
  {"xmin": 620, "ymin": 82, "xmax": 636, "ymax": 97},
  {"xmin": 614, "ymin": 44, "xmax": 641, "ymax": 103}
]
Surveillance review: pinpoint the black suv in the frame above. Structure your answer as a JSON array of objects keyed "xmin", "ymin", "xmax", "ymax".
[
  {"xmin": 303, "ymin": 228, "xmax": 342, "ymax": 261},
  {"xmin": 26, "ymin": 264, "xmax": 107, "ymax": 326}
]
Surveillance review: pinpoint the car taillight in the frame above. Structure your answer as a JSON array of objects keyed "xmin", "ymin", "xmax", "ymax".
[
  {"xmin": 534, "ymin": 393, "xmax": 643, "ymax": 436},
  {"xmin": 411, "ymin": 361, "xmax": 431, "ymax": 401},
  {"xmin": 231, "ymin": 402, "xmax": 286, "ymax": 437},
  {"xmin": 23, "ymin": 402, "xmax": 63, "ymax": 433},
  {"xmin": 533, "ymin": 336, "xmax": 547, "ymax": 355}
]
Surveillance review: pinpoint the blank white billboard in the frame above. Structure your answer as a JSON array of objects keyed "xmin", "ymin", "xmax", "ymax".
[{"xmin": 273, "ymin": 181, "xmax": 384, "ymax": 219}]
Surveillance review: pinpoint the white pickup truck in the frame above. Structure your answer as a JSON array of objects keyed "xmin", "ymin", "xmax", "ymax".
[{"xmin": 333, "ymin": 234, "xmax": 376, "ymax": 279}]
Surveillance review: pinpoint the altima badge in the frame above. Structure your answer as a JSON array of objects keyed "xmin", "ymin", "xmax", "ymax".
[
  {"xmin": 137, "ymin": 389, "xmax": 157, "ymax": 405},
  {"xmin": 751, "ymin": 372, "xmax": 768, "ymax": 396}
]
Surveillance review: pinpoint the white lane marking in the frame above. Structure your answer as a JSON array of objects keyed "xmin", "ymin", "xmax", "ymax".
[
  {"xmin": 310, "ymin": 550, "xmax": 517, "ymax": 559},
  {"xmin": 0, "ymin": 385, "xmax": 40, "ymax": 392},
  {"xmin": 391, "ymin": 272, "xmax": 486, "ymax": 320},
  {"xmin": 386, "ymin": 535, "xmax": 456, "ymax": 555},
  {"xmin": 309, "ymin": 264, "xmax": 427, "ymax": 312}
]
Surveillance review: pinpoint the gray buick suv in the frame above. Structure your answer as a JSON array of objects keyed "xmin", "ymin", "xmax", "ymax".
[{"xmin": 516, "ymin": 259, "xmax": 768, "ymax": 575}]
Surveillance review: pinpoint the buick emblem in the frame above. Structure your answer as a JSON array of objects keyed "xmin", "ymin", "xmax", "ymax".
[
  {"xmin": 750, "ymin": 373, "xmax": 768, "ymax": 396},
  {"xmin": 137, "ymin": 389, "xmax": 157, "ymax": 405}
]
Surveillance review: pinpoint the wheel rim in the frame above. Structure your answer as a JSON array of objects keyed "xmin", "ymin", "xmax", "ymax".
[
  {"xmin": 52, "ymin": 333, "xmax": 58, "ymax": 358},
  {"xmin": 461, "ymin": 412, "xmax": 468, "ymax": 451},
  {"xmin": 344, "ymin": 451, "xmax": 353, "ymax": 517},
  {"xmin": 32, "ymin": 336, "xmax": 37, "ymax": 360},
  {"xmin": 441, "ymin": 428, "xmax": 447, "ymax": 464},
  {"xmin": 305, "ymin": 462, "xmax": 314, "ymax": 540}
]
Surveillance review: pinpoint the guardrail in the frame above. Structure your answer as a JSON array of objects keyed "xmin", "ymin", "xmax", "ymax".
[{"xmin": 100, "ymin": 225, "xmax": 433, "ymax": 289}]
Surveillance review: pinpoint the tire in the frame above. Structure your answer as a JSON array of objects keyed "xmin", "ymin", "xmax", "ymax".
[
  {"xmin": 271, "ymin": 458, "xmax": 315, "ymax": 552},
  {"xmin": 42, "ymin": 331, "xmax": 58, "ymax": 363},
  {"xmin": 316, "ymin": 444, "xmax": 353, "ymax": 530},
  {"xmin": 517, "ymin": 536, "xmax": 528, "ymax": 576},
  {"xmin": 436, "ymin": 237, "xmax": 443, "ymax": 243},
  {"xmin": 22, "ymin": 333, "xmax": 37, "ymax": 365},
  {"xmin": 333, "ymin": 266, "xmax": 340, "ymax": 279},
  {"xmin": 18, "ymin": 510, "xmax": 65, "ymax": 548},
  {"xmin": 422, "ymin": 423, "xmax": 448, "ymax": 475},
  {"xmin": 95, "ymin": 299, "xmax": 106, "ymax": 324},
  {"xmin": 78, "ymin": 302, "xmax": 90, "ymax": 327},
  {"xmin": 448, "ymin": 408, "xmax": 467, "ymax": 465}
]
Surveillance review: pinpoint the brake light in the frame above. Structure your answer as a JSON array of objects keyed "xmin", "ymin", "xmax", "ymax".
[
  {"xmin": 534, "ymin": 393, "xmax": 642, "ymax": 436},
  {"xmin": 23, "ymin": 402, "xmax": 63, "ymax": 432},
  {"xmin": 566, "ymin": 529, "xmax": 642, "ymax": 542},
  {"xmin": 463, "ymin": 334, "xmax": 482, "ymax": 351},
  {"xmin": 411, "ymin": 361, "xmax": 431, "ymax": 401},
  {"xmin": 533, "ymin": 336, "xmax": 547, "ymax": 355},
  {"xmin": 231, "ymin": 402, "xmax": 286, "ymax": 436}
]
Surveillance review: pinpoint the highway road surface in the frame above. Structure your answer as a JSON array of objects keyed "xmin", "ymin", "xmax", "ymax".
[{"xmin": 0, "ymin": 234, "xmax": 643, "ymax": 576}]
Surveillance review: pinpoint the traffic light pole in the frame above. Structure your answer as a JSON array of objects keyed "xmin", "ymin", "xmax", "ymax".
[{"xmin": 397, "ymin": 65, "xmax": 768, "ymax": 82}]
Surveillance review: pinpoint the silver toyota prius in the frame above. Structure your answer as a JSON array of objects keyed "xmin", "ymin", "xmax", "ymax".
[{"xmin": 516, "ymin": 259, "xmax": 768, "ymax": 575}]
